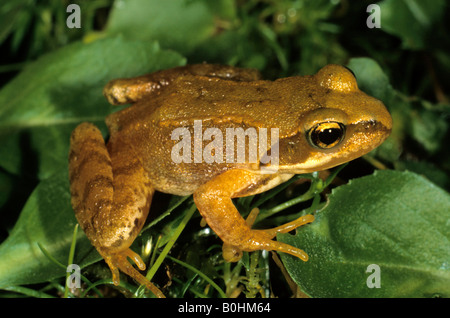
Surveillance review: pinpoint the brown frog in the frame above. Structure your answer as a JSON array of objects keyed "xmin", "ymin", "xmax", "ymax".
[{"xmin": 68, "ymin": 64, "xmax": 392, "ymax": 297}]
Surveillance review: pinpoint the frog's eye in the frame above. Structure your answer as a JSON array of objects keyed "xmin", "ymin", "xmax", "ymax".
[{"xmin": 307, "ymin": 122, "xmax": 345, "ymax": 149}]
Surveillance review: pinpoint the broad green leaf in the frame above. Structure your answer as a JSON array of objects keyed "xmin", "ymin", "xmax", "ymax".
[
  {"xmin": 394, "ymin": 160, "xmax": 449, "ymax": 190},
  {"xmin": 0, "ymin": 36, "xmax": 185, "ymax": 179},
  {"xmin": 279, "ymin": 170, "xmax": 450, "ymax": 297},
  {"xmin": 0, "ymin": 170, "xmax": 99, "ymax": 287},
  {"xmin": 347, "ymin": 57, "xmax": 394, "ymax": 103},
  {"xmin": 105, "ymin": 0, "xmax": 227, "ymax": 55},
  {"xmin": 379, "ymin": 0, "xmax": 446, "ymax": 50}
]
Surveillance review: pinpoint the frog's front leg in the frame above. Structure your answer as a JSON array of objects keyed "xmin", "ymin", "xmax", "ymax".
[
  {"xmin": 68, "ymin": 123, "xmax": 164, "ymax": 298},
  {"xmin": 103, "ymin": 64, "xmax": 261, "ymax": 105},
  {"xmin": 193, "ymin": 169, "xmax": 313, "ymax": 262},
  {"xmin": 222, "ymin": 207, "xmax": 314, "ymax": 262}
]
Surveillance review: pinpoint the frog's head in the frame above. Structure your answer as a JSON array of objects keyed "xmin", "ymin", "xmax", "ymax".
[{"xmin": 273, "ymin": 64, "xmax": 392, "ymax": 174}]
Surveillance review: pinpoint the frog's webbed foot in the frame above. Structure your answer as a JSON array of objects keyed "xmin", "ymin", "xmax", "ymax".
[
  {"xmin": 101, "ymin": 248, "xmax": 165, "ymax": 298},
  {"xmin": 222, "ymin": 208, "xmax": 314, "ymax": 262}
]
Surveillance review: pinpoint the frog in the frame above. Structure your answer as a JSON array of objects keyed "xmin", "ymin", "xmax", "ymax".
[{"xmin": 68, "ymin": 63, "xmax": 392, "ymax": 297}]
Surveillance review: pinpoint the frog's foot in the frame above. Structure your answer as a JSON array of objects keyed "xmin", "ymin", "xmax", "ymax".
[
  {"xmin": 222, "ymin": 209, "xmax": 314, "ymax": 262},
  {"xmin": 257, "ymin": 213, "xmax": 314, "ymax": 261},
  {"xmin": 101, "ymin": 248, "xmax": 165, "ymax": 298}
]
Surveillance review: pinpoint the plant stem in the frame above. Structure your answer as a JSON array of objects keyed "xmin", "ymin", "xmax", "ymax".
[
  {"xmin": 64, "ymin": 224, "xmax": 79, "ymax": 298},
  {"xmin": 166, "ymin": 255, "xmax": 226, "ymax": 298},
  {"xmin": 145, "ymin": 204, "xmax": 197, "ymax": 281}
]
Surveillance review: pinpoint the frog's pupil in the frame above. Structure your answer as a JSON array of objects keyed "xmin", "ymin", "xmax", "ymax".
[{"xmin": 318, "ymin": 128, "xmax": 341, "ymax": 145}]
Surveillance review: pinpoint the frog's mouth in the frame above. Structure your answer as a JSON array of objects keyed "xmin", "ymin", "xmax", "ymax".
[{"xmin": 262, "ymin": 119, "xmax": 392, "ymax": 174}]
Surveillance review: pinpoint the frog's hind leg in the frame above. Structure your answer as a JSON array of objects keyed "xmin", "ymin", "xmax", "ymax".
[{"xmin": 69, "ymin": 122, "xmax": 164, "ymax": 298}]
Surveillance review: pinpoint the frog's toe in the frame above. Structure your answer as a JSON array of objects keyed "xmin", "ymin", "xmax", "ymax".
[
  {"xmin": 266, "ymin": 240, "xmax": 309, "ymax": 262},
  {"xmin": 221, "ymin": 230, "xmax": 309, "ymax": 262},
  {"xmin": 263, "ymin": 214, "xmax": 315, "ymax": 238},
  {"xmin": 257, "ymin": 214, "xmax": 314, "ymax": 262},
  {"xmin": 102, "ymin": 248, "xmax": 165, "ymax": 298},
  {"xmin": 250, "ymin": 230, "xmax": 310, "ymax": 262}
]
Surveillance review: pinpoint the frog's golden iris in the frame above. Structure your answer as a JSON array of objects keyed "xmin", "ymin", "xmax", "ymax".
[{"xmin": 308, "ymin": 121, "xmax": 346, "ymax": 149}]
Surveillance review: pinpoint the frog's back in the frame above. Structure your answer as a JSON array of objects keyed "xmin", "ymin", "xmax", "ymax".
[
  {"xmin": 106, "ymin": 73, "xmax": 321, "ymax": 137},
  {"xmin": 153, "ymin": 74, "xmax": 319, "ymax": 137},
  {"xmin": 103, "ymin": 72, "xmax": 324, "ymax": 195}
]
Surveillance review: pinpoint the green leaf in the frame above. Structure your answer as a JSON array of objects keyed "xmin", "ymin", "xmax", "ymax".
[
  {"xmin": 408, "ymin": 100, "xmax": 448, "ymax": 153},
  {"xmin": 105, "ymin": 0, "xmax": 225, "ymax": 55},
  {"xmin": 347, "ymin": 57, "xmax": 394, "ymax": 103},
  {"xmin": 279, "ymin": 170, "xmax": 450, "ymax": 297},
  {"xmin": 0, "ymin": 36, "xmax": 186, "ymax": 179},
  {"xmin": 379, "ymin": 0, "xmax": 446, "ymax": 50},
  {"xmin": 0, "ymin": 0, "xmax": 32, "ymax": 47},
  {"xmin": 0, "ymin": 170, "xmax": 99, "ymax": 287},
  {"xmin": 395, "ymin": 160, "xmax": 449, "ymax": 190}
]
